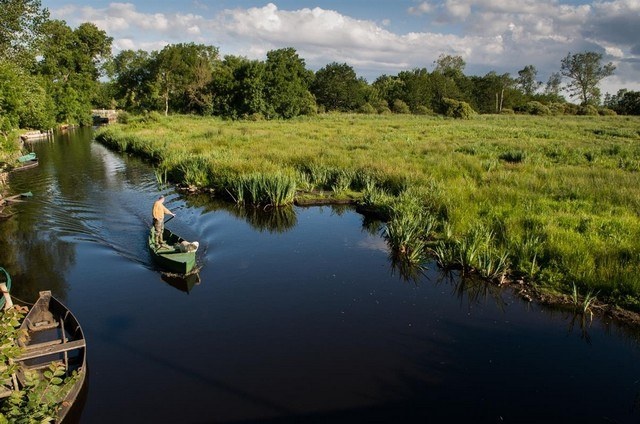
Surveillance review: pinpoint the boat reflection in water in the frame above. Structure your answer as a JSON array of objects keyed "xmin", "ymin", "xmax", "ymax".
[{"xmin": 160, "ymin": 272, "xmax": 201, "ymax": 294}]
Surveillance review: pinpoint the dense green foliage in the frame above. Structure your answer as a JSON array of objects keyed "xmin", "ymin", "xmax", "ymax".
[{"xmin": 0, "ymin": 8, "xmax": 111, "ymax": 132}]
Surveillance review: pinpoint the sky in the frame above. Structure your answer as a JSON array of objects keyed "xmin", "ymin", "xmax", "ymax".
[{"xmin": 42, "ymin": 0, "xmax": 640, "ymax": 97}]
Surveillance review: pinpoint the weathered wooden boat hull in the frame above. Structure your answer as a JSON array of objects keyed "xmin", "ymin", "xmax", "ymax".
[
  {"xmin": 148, "ymin": 228, "xmax": 198, "ymax": 274},
  {"xmin": 16, "ymin": 291, "xmax": 86, "ymax": 423},
  {"xmin": 0, "ymin": 267, "xmax": 11, "ymax": 309},
  {"xmin": 12, "ymin": 158, "xmax": 38, "ymax": 171}
]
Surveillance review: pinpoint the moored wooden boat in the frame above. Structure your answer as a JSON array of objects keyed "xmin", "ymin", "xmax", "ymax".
[
  {"xmin": 148, "ymin": 227, "xmax": 199, "ymax": 274},
  {"xmin": 15, "ymin": 291, "xmax": 86, "ymax": 423},
  {"xmin": 12, "ymin": 153, "xmax": 38, "ymax": 171},
  {"xmin": 17, "ymin": 152, "xmax": 36, "ymax": 163}
]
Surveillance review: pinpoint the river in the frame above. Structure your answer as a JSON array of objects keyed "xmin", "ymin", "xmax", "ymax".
[{"xmin": 3, "ymin": 128, "xmax": 640, "ymax": 423}]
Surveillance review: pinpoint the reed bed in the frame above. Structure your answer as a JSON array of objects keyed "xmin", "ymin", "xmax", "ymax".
[{"xmin": 95, "ymin": 113, "xmax": 640, "ymax": 310}]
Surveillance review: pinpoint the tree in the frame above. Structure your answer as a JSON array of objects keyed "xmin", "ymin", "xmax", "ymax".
[
  {"xmin": 0, "ymin": 0, "xmax": 49, "ymax": 67},
  {"xmin": 263, "ymin": 47, "xmax": 315, "ymax": 119},
  {"xmin": 396, "ymin": 68, "xmax": 434, "ymax": 113},
  {"xmin": 0, "ymin": 60, "xmax": 55, "ymax": 131},
  {"xmin": 111, "ymin": 49, "xmax": 155, "ymax": 111},
  {"xmin": 560, "ymin": 51, "xmax": 615, "ymax": 105},
  {"xmin": 154, "ymin": 43, "xmax": 219, "ymax": 115},
  {"xmin": 605, "ymin": 89, "xmax": 640, "ymax": 115},
  {"xmin": 470, "ymin": 72, "xmax": 514, "ymax": 113},
  {"xmin": 431, "ymin": 54, "xmax": 469, "ymax": 105},
  {"xmin": 516, "ymin": 65, "xmax": 541, "ymax": 97},
  {"xmin": 210, "ymin": 55, "xmax": 266, "ymax": 118},
  {"xmin": 371, "ymin": 74, "xmax": 403, "ymax": 111},
  {"xmin": 311, "ymin": 62, "xmax": 365, "ymax": 112},
  {"xmin": 545, "ymin": 72, "xmax": 563, "ymax": 96},
  {"xmin": 36, "ymin": 20, "xmax": 112, "ymax": 124},
  {"xmin": 433, "ymin": 54, "xmax": 465, "ymax": 76}
]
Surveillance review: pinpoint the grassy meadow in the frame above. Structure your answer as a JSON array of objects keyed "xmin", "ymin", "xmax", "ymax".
[{"xmin": 95, "ymin": 113, "xmax": 640, "ymax": 311}]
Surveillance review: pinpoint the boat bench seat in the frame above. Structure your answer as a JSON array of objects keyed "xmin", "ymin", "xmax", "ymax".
[{"xmin": 17, "ymin": 339, "xmax": 86, "ymax": 361}]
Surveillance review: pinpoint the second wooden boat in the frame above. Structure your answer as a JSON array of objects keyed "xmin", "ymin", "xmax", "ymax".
[
  {"xmin": 12, "ymin": 153, "xmax": 38, "ymax": 171},
  {"xmin": 148, "ymin": 227, "xmax": 199, "ymax": 274},
  {"xmin": 15, "ymin": 291, "xmax": 87, "ymax": 423}
]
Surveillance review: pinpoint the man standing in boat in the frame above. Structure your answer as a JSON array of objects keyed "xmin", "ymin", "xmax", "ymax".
[{"xmin": 152, "ymin": 195, "xmax": 175, "ymax": 246}]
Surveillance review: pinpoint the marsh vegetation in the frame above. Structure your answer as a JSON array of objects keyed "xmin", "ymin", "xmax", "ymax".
[{"xmin": 95, "ymin": 113, "xmax": 640, "ymax": 312}]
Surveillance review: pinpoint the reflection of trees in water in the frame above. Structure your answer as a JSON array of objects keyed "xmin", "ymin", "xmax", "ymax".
[{"xmin": 0, "ymin": 222, "xmax": 74, "ymax": 303}]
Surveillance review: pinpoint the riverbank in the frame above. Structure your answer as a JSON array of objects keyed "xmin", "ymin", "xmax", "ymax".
[
  {"xmin": 0, "ymin": 131, "xmax": 23, "ymax": 203},
  {"xmin": 95, "ymin": 113, "xmax": 640, "ymax": 319}
]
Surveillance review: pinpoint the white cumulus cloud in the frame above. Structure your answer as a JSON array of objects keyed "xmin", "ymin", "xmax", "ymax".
[{"xmin": 48, "ymin": 1, "xmax": 639, "ymax": 92}]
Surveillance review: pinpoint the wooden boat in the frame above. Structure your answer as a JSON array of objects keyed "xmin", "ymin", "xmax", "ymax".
[
  {"xmin": 0, "ymin": 267, "xmax": 11, "ymax": 309},
  {"xmin": 12, "ymin": 153, "xmax": 38, "ymax": 171},
  {"xmin": 15, "ymin": 291, "xmax": 86, "ymax": 423},
  {"xmin": 148, "ymin": 227, "xmax": 199, "ymax": 274},
  {"xmin": 17, "ymin": 152, "xmax": 36, "ymax": 163}
]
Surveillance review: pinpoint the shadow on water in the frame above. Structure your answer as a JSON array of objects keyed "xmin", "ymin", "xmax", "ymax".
[{"xmin": 160, "ymin": 271, "xmax": 202, "ymax": 294}]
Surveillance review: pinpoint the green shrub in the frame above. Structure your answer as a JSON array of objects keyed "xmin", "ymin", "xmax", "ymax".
[
  {"xmin": 357, "ymin": 103, "xmax": 376, "ymax": 114},
  {"xmin": 598, "ymin": 107, "xmax": 617, "ymax": 116},
  {"xmin": 117, "ymin": 110, "xmax": 131, "ymax": 124},
  {"xmin": 563, "ymin": 103, "xmax": 579, "ymax": 115},
  {"xmin": 413, "ymin": 105, "xmax": 435, "ymax": 115},
  {"xmin": 577, "ymin": 105, "xmax": 599, "ymax": 116},
  {"xmin": 548, "ymin": 102, "xmax": 566, "ymax": 115},
  {"xmin": 441, "ymin": 98, "xmax": 476, "ymax": 119},
  {"xmin": 392, "ymin": 99, "xmax": 411, "ymax": 114},
  {"xmin": 524, "ymin": 101, "xmax": 551, "ymax": 115}
]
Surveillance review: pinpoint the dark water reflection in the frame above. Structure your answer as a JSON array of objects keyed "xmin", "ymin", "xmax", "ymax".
[{"xmin": 2, "ymin": 129, "xmax": 640, "ymax": 423}]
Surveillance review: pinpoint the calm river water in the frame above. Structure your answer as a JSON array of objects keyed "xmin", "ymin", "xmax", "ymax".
[{"xmin": 3, "ymin": 128, "xmax": 640, "ymax": 423}]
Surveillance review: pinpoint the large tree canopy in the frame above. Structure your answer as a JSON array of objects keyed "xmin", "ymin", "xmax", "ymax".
[
  {"xmin": 311, "ymin": 62, "xmax": 365, "ymax": 112},
  {"xmin": 560, "ymin": 51, "xmax": 615, "ymax": 105},
  {"xmin": 155, "ymin": 43, "xmax": 219, "ymax": 115},
  {"xmin": 0, "ymin": 0, "xmax": 49, "ymax": 67},
  {"xmin": 37, "ymin": 20, "xmax": 112, "ymax": 124},
  {"xmin": 263, "ymin": 47, "xmax": 315, "ymax": 119}
]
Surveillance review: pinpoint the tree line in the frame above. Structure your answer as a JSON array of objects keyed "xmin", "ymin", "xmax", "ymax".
[{"xmin": 1, "ymin": 0, "xmax": 639, "ymax": 132}]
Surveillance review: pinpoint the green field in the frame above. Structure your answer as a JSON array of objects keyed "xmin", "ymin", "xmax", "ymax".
[{"xmin": 96, "ymin": 113, "xmax": 640, "ymax": 311}]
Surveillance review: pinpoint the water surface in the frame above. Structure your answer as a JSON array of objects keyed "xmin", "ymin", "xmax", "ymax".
[{"xmin": 3, "ymin": 128, "xmax": 640, "ymax": 423}]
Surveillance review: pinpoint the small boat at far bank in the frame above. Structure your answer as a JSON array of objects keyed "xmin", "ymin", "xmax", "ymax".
[
  {"xmin": 148, "ymin": 227, "xmax": 199, "ymax": 274},
  {"xmin": 15, "ymin": 291, "xmax": 86, "ymax": 423},
  {"xmin": 12, "ymin": 152, "xmax": 38, "ymax": 171}
]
